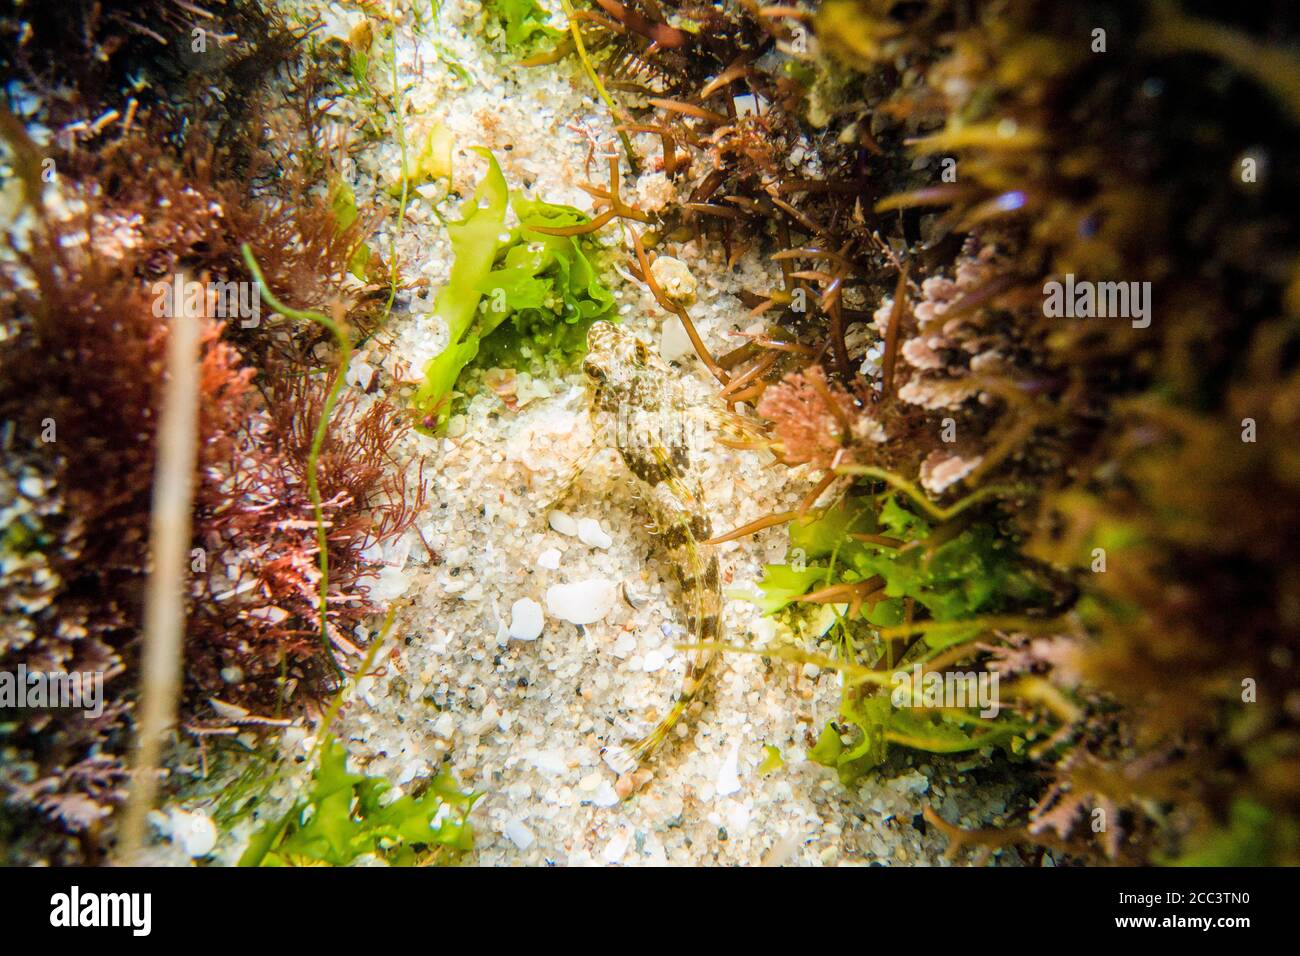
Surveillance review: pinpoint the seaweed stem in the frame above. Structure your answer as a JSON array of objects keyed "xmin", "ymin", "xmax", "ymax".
[
  {"xmin": 704, "ymin": 509, "xmax": 799, "ymax": 545},
  {"xmin": 835, "ymin": 464, "xmax": 1029, "ymax": 522},
  {"xmin": 628, "ymin": 228, "xmax": 728, "ymax": 384},
  {"xmin": 382, "ymin": 4, "xmax": 410, "ymax": 325},
  {"xmin": 559, "ymin": 0, "xmax": 639, "ymax": 173},
  {"xmin": 242, "ymin": 244, "xmax": 351, "ymax": 675},
  {"xmin": 880, "ymin": 266, "xmax": 908, "ymax": 401},
  {"xmin": 649, "ymin": 97, "xmax": 729, "ymax": 125}
]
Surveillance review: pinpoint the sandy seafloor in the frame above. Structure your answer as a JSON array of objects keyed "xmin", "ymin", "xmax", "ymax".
[{"xmin": 151, "ymin": 1, "xmax": 1035, "ymax": 867}]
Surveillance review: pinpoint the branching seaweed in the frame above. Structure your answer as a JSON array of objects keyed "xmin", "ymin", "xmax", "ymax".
[{"xmin": 243, "ymin": 245, "xmax": 353, "ymax": 674}]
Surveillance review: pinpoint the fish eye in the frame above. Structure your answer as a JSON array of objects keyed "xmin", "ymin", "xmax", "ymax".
[
  {"xmin": 634, "ymin": 341, "xmax": 649, "ymax": 365},
  {"xmin": 584, "ymin": 362, "xmax": 606, "ymax": 381}
]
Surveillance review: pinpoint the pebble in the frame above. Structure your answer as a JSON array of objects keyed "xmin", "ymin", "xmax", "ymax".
[
  {"xmin": 548, "ymin": 510, "xmax": 578, "ymax": 536},
  {"xmin": 716, "ymin": 741, "xmax": 742, "ymax": 796},
  {"xmin": 508, "ymin": 597, "xmax": 545, "ymax": 641},
  {"xmin": 603, "ymin": 746, "xmax": 638, "ymax": 776},
  {"xmin": 649, "ymin": 255, "xmax": 698, "ymax": 307},
  {"xmin": 360, "ymin": 564, "xmax": 410, "ymax": 602},
  {"xmin": 545, "ymin": 579, "xmax": 617, "ymax": 625},
  {"xmin": 345, "ymin": 356, "xmax": 375, "ymax": 391},
  {"xmin": 577, "ymin": 517, "xmax": 612, "ymax": 549},
  {"xmin": 169, "ymin": 809, "xmax": 217, "ymax": 858},
  {"xmin": 614, "ymin": 773, "xmax": 635, "ymax": 800},
  {"xmin": 603, "ymin": 830, "xmax": 631, "ymax": 864},
  {"xmin": 611, "ymin": 632, "xmax": 637, "ymax": 659},
  {"xmin": 643, "ymin": 649, "xmax": 666, "ymax": 672},
  {"xmin": 503, "ymin": 818, "xmax": 535, "ymax": 851},
  {"xmin": 725, "ymin": 801, "xmax": 751, "ymax": 834},
  {"xmin": 530, "ymin": 749, "xmax": 567, "ymax": 774},
  {"xmin": 659, "ymin": 315, "xmax": 694, "ymax": 362},
  {"xmin": 536, "ymin": 548, "xmax": 562, "ymax": 570},
  {"xmin": 432, "ymin": 712, "xmax": 455, "ymax": 738}
]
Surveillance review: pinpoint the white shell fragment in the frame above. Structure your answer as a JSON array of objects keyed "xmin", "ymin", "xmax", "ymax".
[
  {"xmin": 602, "ymin": 745, "xmax": 638, "ymax": 776},
  {"xmin": 503, "ymin": 819, "xmax": 536, "ymax": 851},
  {"xmin": 508, "ymin": 597, "xmax": 545, "ymax": 641},
  {"xmin": 716, "ymin": 741, "xmax": 742, "ymax": 797},
  {"xmin": 577, "ymin": 517, "xmax": 612, "ymax": 549},
  {"xmin": 659, "ymin": 316, "xmax": 694, "ymax": 362},
  {"xmin": 545, "ymin": 579, "xmax": 617, "ymax": 625},
  {"xmin": 548, "ymin": 510, "xmax": 578, "ymax": 536},
  {"xmin": 611, "ymin": 631, "xmax": 637, "ymax": 659}
]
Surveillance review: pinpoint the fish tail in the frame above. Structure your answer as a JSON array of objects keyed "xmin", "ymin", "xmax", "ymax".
[{"xmin": 626, "ymin": 650, "xmax": 714, "ymax": 763}]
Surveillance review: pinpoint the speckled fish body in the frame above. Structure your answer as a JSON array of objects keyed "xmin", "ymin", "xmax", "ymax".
[{"xmin": 582, "ymin": 322, "xmax": 722, "ymax": 770}]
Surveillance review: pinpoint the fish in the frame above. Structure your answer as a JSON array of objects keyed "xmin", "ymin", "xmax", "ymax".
[{"xmin": 581, "ymin": 321, "xmax": 722, "ymax": 773}]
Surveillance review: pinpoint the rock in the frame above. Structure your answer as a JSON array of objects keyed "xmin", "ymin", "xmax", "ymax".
[
  {"xmin": 345, "ymin": 356, "xmax": 375, "ymax": 391},
  {"xmin": 659, "ymin": 315, "xmax": 694, "ymax": 362},
  {"xmin": 548, "ymin": 510, "xmax": 578, "ymax": 536},
  {"xmin": 545, "ymin": 579, "xmax": 617, "ymax": 625},
  {"xmin": 649, "ymin": 255, "xmax": 698, "ymax": 307},
  {"xmin": 603, "ymin": 745, "xmax": 637, "ymax": 776},
  {"xmin": 503, "ymin": 818, "xmax": 535, "ymax": 851},
  {"xmin": 615, "ymin": 772, "xmax": 637, "ymax": 800},
  {"xmin": 603, "ymin": 830, "xmax": 631, "ymax": 864},
  {"xmin": 169, "ymin": 809, "xmax": 217, "ymax": 858},
  {"xmin": 725, "ymin": 800, "xmax": 752, "ymax": 834},
  {"xmin": 508, "ymin": 597, "xmax": 545, "ymax": 641},
  {"xmin": 577, "ymin": 517, "xmax": 612, "ymax": 549},
  {"xmin": 356, "ymin": 564, "xmax": 410, "ymax": 602},
  {"xmin": 716, "ymin": 741, "xmax": 742, "ymax": 796},
  {"xmin": 530, "ymin": 749, "xmax": 567, "ymax": 774}
]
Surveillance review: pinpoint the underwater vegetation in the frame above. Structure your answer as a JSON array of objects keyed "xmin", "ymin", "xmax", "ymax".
[
  {"xmin": 0, "ymin": 0, "xmax": 1296, "ymax": 867},
  {"xmin": 0, "ymin": 0, "xmax": 422, "ymax": 861},
  {"xmin": 411, "ymin": 149, "xmax": 618, "ymax": 432},
  {"xmin": 238, "ymin": 734, "xmax": 476, "ymax": 866},
  {"xmin": 499, "ymin": 0, "xmax": 1300, "ymax": 863}
]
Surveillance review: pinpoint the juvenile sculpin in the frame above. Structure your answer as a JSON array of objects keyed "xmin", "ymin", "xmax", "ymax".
[{"xmin": 581, "ymin": 321, "xmax": 722, "ymax": 773}]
